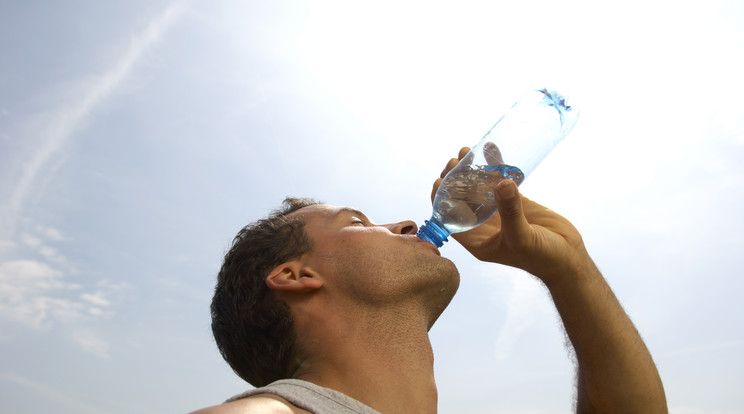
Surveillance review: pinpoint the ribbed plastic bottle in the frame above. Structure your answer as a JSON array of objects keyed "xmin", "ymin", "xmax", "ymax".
[{"xmin": 417, "ymin": 88, "xmax": 579, "ymax": 247}]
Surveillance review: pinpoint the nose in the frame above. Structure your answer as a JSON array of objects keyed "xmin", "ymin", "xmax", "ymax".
[{"xmin": 385, "ymin": 220, "xmax": 418, "ymax": 235}]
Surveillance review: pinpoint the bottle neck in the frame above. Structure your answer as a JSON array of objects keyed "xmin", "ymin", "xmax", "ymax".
[{"xmin": 416, "ymin": 218, "xmax": 450, "ymax": 247}]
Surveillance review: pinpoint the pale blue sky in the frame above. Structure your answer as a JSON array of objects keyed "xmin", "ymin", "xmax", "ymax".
[{"xmin": 1, "ymin": 1, "xmax": 743, "ymax": 413}]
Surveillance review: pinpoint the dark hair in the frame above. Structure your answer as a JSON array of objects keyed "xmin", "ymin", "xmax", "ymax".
[{"xmin": 210, "ymin": 197, "xmax": 320, "ymax": 387}]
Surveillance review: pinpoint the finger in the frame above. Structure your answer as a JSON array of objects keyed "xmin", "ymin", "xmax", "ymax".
[
  {"xmin": 440, "ymin": 158, "xmax": 459, "ymax": 178},
  {"xmin": 431, "ymin": 178, "xmax": 443, "ymax": 202},
  {"xmin": 483, "ymin": 142, "xmax": 504, "ymax": 166},
  {"xmin": 495, "ymin": 179, "xmax": 532, "ymax": 244},
  {"xmin": 441, "ymin": 147, "xmax": 472, "ymax": 178}
]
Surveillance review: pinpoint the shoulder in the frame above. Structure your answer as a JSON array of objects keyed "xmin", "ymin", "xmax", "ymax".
[{"xmin": 190, "ymin": 393, "xmax": 312, "ymax": 414}]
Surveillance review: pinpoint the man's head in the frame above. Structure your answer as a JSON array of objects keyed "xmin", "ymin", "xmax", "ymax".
[
  {"xmin": 211, "ymin": 197, "xmax": 459, "ymax": 387},
  {"xmin": 211, "ymin": 197, "xmax": 319, "ymax": 387}
]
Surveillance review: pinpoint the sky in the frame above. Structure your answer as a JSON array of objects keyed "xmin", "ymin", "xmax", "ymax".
[{"xmin": 0, "ymin": 1, "xmax": 743, "ymax": 413}]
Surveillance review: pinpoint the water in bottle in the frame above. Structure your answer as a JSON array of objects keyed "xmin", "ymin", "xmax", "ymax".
[{"xmin": 417, "ymin": 88, "xmax": 579, "ymax": 247}]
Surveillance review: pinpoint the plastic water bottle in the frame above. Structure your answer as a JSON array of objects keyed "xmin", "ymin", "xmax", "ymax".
[{"xmin": 417, "ymin": 88, "xmax": 579, "ymax": 247}]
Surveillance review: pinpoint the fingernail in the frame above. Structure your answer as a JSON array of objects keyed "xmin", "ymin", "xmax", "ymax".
[{"xmin": 498, "ymin": 180, "xmax": 516, "ymax": 200}]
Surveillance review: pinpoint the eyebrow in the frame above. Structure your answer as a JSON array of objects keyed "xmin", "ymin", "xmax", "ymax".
[{"xmin": 331, "ymin": 207, "xmax": 369, "ymax": 222}]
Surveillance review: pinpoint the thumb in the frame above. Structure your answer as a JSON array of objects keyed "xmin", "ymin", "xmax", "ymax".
[{"xmin": 495, "ymin": 179, "xmax": 532, "ymax": 243}]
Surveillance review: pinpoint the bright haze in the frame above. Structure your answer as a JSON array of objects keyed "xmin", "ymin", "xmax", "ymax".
[{"xmin": 1, "ymin": 1, "xmax": 743, "ymax": 413}]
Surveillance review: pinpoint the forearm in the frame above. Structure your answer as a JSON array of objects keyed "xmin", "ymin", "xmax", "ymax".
[
  {"xmin": 543, "ymin": 258, "xmax": 667, "ymax": 413},
  {"xmin": 430, "ymin": 153, "xmax": 667, "ymax": 412}
]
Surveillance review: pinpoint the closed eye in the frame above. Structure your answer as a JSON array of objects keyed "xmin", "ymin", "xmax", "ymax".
[{"xmin": 334, "ymin": 208, "xmax": 372, "ymax": 226}]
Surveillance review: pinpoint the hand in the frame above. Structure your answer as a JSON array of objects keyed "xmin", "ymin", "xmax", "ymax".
[
  {"xmin": 432, "ymin": 147, "xmax": 591, "ymax": 283},
  {"xmin": 434, "ymin": 149, "xmax": 668, "ymax": 412}
]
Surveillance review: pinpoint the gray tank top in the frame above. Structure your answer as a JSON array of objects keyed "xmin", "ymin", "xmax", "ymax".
[{"xmin": 227, "ymin": 379, "xmax": 381, "ymax": 414}]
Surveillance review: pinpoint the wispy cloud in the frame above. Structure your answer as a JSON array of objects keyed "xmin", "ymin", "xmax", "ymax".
[
  {"xmin": 0, "ymin": 259, "xmax": 82, "ymax": 328},
  {"xmin": 0, "ymin": 225, "xmax": 126, "ymax": 360},
  {"xmin": 81, "ymin": 292, "xmax": 111, "ymax": 307},
  {"xmin": 0, "ymin": 3, "xmax": 184, "ymax": 361},
  {"xmin": 659, "ymin": 339, "xmax": 744, "ymax": 359},
  {"xmin": 1, "ymin": 2, "xmax": 185, "ymax": 239},
  {"xmin": 491, "ymin": 270, "xmax": 552, "ymax": 361},
  {"xmin": 71, "ymin": 329, "xmax": 112, "ymax": 360},
  {"xmin": 35, "ymin": 225, "xmax": 72, "ymax": 242},
  {"xmin": 1, "ymin": 372, "xmax": 107, "ymax": 414}
]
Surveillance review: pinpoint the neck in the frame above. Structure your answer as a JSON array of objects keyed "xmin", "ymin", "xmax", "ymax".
[{"xmin": 292, "ymin": 307, "xmax": 438, "ymax": 413}]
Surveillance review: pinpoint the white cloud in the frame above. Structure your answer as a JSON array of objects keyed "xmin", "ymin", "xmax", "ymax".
[
  {"xmin": 0, "ymin": 260, "xmax": 77, "ymax": 328},
  {"xmin": 41, "ymin": 296, "xmax": 86, "ymax": 324},
  {"xmin": 0, "ymin": 260, "xmax": 63, "ymax": 288},
  {"xmin": 36, "ymin": 244, "xmax": 78, "ymax": 275},
  {"xmin": 20, "ymin": 233, "xmax": 42, "ymax": 248},
  {"xmin": 96, "ymin": 280, "xmax": 132, "ymax": 291},
  {"xmin": 0, "ymin": 259, "xmax": 119, "ymax": 359},
  {"xmin": 0, "ymin": 372, "xmax": 107, "ymax": 414},
  {"xmin": 81, "ymin": 292, "xmax": 111, "ymax": 307},
  {"xmin": 0, "ymin": 240, "xmax": 16, "ymax": 251},
  {"xmin": 492, "ymin": 271, "xmax": 552, "ymax": 361},
  {"xmin": 0, "ymin": 2, "xmax": 185, "ymax": 240},
  {"xmin": 39, "ymin": 245, "xmax": 61, "ymax": 260},
  {"xmin": 0, "ymin": 260, "xmax": 118, "ymax": 329},
  {"xmin": 35, "ymin": 225, "xmax": 70, "ymax": 242},
  {"xmin": 71, "ymin": 329, "xmax": 111, "ymax": 360},
  {"xmin": 469, "ymin": 263, "xmax": 555, "ymax": 362},
  {"xmin": 18, "ymin": 226, "xmax": 78, "ymax": 274}
]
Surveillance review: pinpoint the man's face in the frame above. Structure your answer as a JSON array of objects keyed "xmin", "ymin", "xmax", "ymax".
[{"xmin": 288, "ymin": 204, "xmax": 460, "ymax": 324}]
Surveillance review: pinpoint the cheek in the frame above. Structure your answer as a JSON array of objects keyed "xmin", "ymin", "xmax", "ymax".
[{"xmin": 333, "ymin": 250, "xmax": 402, "ymax": 298}]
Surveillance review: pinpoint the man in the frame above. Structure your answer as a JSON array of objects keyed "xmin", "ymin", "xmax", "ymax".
[{"xmin": 193, "ymin": 148, "xmax": 667, "ymax": 413}]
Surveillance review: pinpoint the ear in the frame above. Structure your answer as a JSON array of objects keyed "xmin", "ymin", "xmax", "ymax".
[{"xmin": 265, "ymin": 261, "xmax": 324, "ymax": 292}]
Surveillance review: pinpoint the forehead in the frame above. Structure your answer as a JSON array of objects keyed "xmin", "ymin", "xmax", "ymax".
[{"xmin": 287, "ymin": 204, "xmax": 367, "ymax": 224}]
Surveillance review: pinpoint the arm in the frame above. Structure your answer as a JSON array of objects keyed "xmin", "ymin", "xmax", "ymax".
[{"xmin": 434, "ymin": 148, "xmax": 667, "ymax": 413}]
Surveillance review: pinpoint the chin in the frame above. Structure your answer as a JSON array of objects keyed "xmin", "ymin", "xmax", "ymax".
[{"xmin": 426, "ymin": 265, "xmax": 460, "ymax": 330}]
